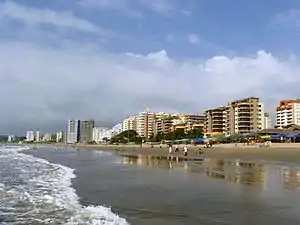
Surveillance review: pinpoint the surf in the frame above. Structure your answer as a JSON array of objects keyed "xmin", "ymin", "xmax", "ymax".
[{"xmin": 0, "ymin": 145, "xmax": 129, "ymax": 225}]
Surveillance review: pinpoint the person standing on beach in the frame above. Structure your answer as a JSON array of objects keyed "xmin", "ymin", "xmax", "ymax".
[
  {"xmin": 168, "ymin": 144, "xmax": 173, "ymax": 160},
  {"xmin": 175, "ymin": 144, "xmax": 179, "ymax": 152},
  {"xmin": 183, "ymin": 144, "xmax": 188, "ymax": 160}
]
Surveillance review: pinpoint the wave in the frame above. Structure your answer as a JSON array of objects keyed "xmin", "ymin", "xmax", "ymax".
[{"xmin": 0, "ymin": 145, "xmax": 129, "ymax": 225}]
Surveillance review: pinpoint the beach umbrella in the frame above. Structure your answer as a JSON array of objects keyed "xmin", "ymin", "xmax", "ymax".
[{"xmin": 286, "ymin": 133, "xmax": 300, "ymax": 138}]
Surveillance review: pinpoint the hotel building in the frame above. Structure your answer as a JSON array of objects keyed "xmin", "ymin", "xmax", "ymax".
[
  {"xmin": 67, "ymin": 119, "xmax": 80, "ymax": 143},
  {"xmin": 276, "ymin": 99, "xmax": 300, "ymax": 128},
  {"xmin": 205, "ymin": 97, "xmax": 269, "ymax": 135}
]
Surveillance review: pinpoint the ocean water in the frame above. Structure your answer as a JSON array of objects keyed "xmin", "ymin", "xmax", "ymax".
[
  {"xmin": 1, "ymin": 146, "xmax": 300, "ymax": 225},
  {"xmin": 0, "ymin": 145, "xmax": 128, "ymax": 225}
]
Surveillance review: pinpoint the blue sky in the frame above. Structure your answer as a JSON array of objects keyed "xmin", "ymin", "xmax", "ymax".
[
  {"xmin": 2, "ymin": 0, "xmax": 300, "ymax": 57},
  {"xmin": 1, "ymin": 0, "xmax": 300, "ymax": 133}
]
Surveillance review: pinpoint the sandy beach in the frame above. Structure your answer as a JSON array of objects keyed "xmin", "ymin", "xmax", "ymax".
[{"xmin": 69, "ymin": 142, "xmax": 300, "ymax": 164}]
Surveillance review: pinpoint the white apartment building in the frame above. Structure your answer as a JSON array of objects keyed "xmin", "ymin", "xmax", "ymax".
[
  {"xmin": 67, "ymin": 119, "xmax": 80, "ymax": 143},
  {"xmin": 122, "ymin": 116, "xmax": 136, "ymax": 131},
  {"xmin": 276, "ymin": 99, "xmax": 300, "ymax": 128},
  {"xmin": 43, "ymin": 133, "xmax": 52, "ymax": 142},
  {"xmin": 56, "ymin": 131, "xmax": 66, "ymax": 143},
  {"xmin": 26, "ymin": 131, "xmax": 35, "ymax": 142},
  {"xmin": 35, "ymin": 131, "xmax": 41, "ymax": 142},
  {"xmin": 92, "ymin": 127, "xmax": 110, "ymax": 143},
  {"xmin": 8, "ymin": 135, "xmax": 15, "ymax": 142},
  {"xmin": 111, "ymin": 123, "xmax": 123, "ymax": 137},
  {"xmin": 136, "ymin": 110, "xmax": 155, "ymax": 138},
  {"xmin": 263, "ymin": 113, "xmax": 272, "ymax": 129}
]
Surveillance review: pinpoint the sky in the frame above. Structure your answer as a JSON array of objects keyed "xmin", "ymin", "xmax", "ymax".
[{"xmin": 1, "ymin": 0, "xmax": 300, "ymax": 134}]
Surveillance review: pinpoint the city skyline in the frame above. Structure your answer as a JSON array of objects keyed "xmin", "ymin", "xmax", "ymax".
[{"xmin": 1, "ymin": 1, "xmax": 300, "ymax": 134}]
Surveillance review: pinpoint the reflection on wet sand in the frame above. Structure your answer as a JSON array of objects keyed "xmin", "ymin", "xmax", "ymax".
[{"xmin": 121, "ymin": 155, "xmax": 300, "ymax": 190}]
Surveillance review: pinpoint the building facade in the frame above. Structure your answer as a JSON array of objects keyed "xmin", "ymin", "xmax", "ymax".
[
  {"xmin": 205, "ymin": 97, "xmax": 267, "ymax": 135},
  {"xmin": 136, "ymin": 110, "xmax": 155, "ymax": 138},
  {"xmin": 122, "ymin": 116, "xmax": 136, "ymax": 131},
  {"xmin": 263, "ymin": 113, "xmax": 272, "ymax": 130},
  {"xmin": 92, "ymin": 127, "xmax": 110, "ymax": 143},
  {"xmin": 79, "ymin": 120, "xmax": 95, "ymax": 143},
  {"xmin": 35, "ymin": 131, "xmax": 41, "ymax": 142},
  {"xmin": 204, "ymin": 106, "xmax": 227, "ymax": 134},
  {"xmin": 67, "ymin": 119, "xmax": 80, "ymax": 143},
  {"xmin": 56, "ymin": 131, "xmax": 66, "ymax": 143},
  {"xmin": 26, "ymin": 131, "xmax": 35, "ymax": 142},
  {"xmin": 111, "ymin": 123, "xmax": 123, "ymax": 137},
  {"xmin": 276, "ymin": 99, "xmax": 300, "ymax": 128}
]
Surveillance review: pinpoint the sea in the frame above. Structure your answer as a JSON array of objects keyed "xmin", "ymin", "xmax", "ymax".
[{"xmin": 1, "ymin": 145, "xmax": 300, "ymax": 225}]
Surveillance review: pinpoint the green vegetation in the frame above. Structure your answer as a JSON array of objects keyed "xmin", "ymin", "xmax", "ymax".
[
  {"xmin": 110, "ymin": 129, "xmax": 203, "ymax": 144},
  {"xmin": 149, "ymin": 129, "xmax": 203, "ymax": 142},
  {"xmin": 110, "ymin": 130, "xmax": 143, "ymax": 143}
]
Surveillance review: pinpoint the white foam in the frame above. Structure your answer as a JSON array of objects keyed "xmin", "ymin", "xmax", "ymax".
[{"xmin": 0, "ymin": 145, "xmax": 129, "ymax": 225}]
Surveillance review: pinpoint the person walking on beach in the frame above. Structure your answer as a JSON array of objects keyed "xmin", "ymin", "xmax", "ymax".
[
  {"xmin": 168, "ymin": 144, "xmax": 173, "ymax": 160},
  {"xmin": 175, "ymin": 144, "xmax": 179, "ymax": 152},
  {"xmin": 183, "ymin": 144, "xmax": 188, "ymax": 160}
]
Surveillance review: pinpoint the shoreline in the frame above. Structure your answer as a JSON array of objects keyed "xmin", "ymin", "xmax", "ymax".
[{"xmin": 21, "ymin": 142, "xmax": 300, "ymax": 164}]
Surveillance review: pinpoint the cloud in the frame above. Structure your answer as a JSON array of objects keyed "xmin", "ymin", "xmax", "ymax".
[
  {"xmin": 0, "ymin": 1, "xmax": 110, "ymax": 35},
  {"xmin": 188, "ymin": 33, "xmax": 200, "ymax": 44},
  {"xmin": 1, "ymin": 38, "xmax": 300, "ymax": 134},
  {"xmin": 79, "ymin": 0, "xmax": 179, "ymax": 17}
]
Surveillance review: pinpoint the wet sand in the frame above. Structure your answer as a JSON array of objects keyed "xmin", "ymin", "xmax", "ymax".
[{"xmin": 79, "ymin": 143, "xmax": 300, "ymax": 164}]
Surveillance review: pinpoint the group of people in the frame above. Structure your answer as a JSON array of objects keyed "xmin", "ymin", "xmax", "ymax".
[{"xmin": 168, "ymin": 144, "xmax": 189, "ymax": 160}]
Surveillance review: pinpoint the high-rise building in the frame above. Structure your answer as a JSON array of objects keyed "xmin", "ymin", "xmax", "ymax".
[
  {"xmin": 276, "ymin": 99, "xmax": 300, "ymax": 128},
  {"xmin": 136, "ymin": 110, "xmax": 155, "ymax": 138},
  {"xmin": 35, "ymin": 131, "xmax": 41, "ymax": 142},
  {"xmin": 79, "ymin": 120, "xmax": 95, "ymax": 143},
  {"xmin": 205, "ymin": 97, "xmax": 267, "ymax": 134},
  {"xmin": 122, "ymin": 116, "xmax": 136, "ymax": 131},
  {"xmin": 204, "ymin": 106, "xmax": 227, "ymax": 134},
  {"xmin": 43, "ymin": 133, "xmax": 52, "ymax": 142},
  {"xmin": 26, "ymin": 131, "xmax": 35, "ymax": 142},
  {"xmin": 263, "ymin": 113, "xmax": 272, "ymax": 130},
  {"xmin": 56, "ymin": 131, "xmax": 66, "ymax": 143},
  {"xmin": 67, "ymin": 119, "xmax": 80, "ymax": 143}
]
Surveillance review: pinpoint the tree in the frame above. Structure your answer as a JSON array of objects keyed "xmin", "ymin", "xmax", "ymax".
[{"xmin": 110, "ymin": 130, "xmax": 140, "ymax": 143}]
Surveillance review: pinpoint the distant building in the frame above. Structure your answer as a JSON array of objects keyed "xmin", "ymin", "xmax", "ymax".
[
  {"xmin": 276, "ymin": 99, "xmax": 300, "ymax": 128},
  {"xmin": 263, "ymin": 113, "xmax": 272, "ymax": 130},
  {"xmin": 92, "ymin": 127, "xmax": 110, "ymax": 143},
  {"xmin": 67, "ymin": 120, "xmax": 80, "ymax": 143},
  {"xmin": 79, "ymin": 120, "xmax": 95, "ymax": 143},
  {"xmin": 8, "ymin": 135, "xmax": 15, "ymax": 142},
  {"xmin": 56, "ymin": 131, "xmax": 66, "ymax": 143},
  {"xmin": 26, "ymin": 131, "xmax": 35, "ymax": 142},
  {"xmin": 35, "ymin": 131, "xmax": 41, "ymax": 142},
  {"xmin": 111, "ymin": 123, "xmax": 123, "ymax": 137},
  {"xmin": 122, "ymin": 116, "xmax": 136, "ymax": 131},
  {"xmin": 43, "ymin": 133, "xmax": 52, "ymax": 142}
]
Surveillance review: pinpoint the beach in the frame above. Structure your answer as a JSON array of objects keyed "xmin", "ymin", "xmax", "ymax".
[
  {"xmin": 25, "ymin": 146, "xmax": 300, "ymax": 224},
  {"xmin": 73, "ymin": 143, "xmax": 300, "ymax": 164},
  {"xmin": 2, "ymin": 144, "xmax": 300, "ymax": 224}
]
